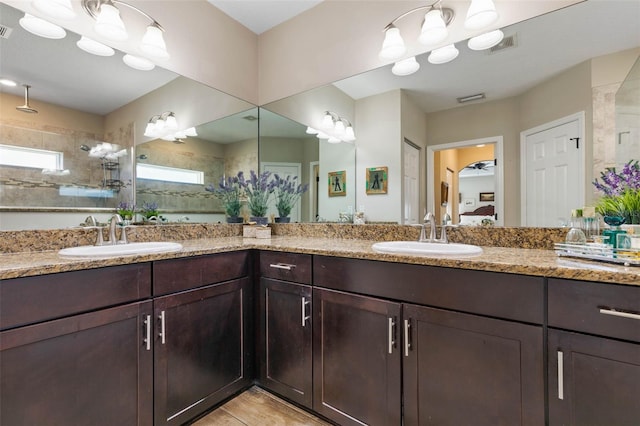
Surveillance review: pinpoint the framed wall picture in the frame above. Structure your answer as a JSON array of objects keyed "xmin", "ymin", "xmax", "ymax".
[
  {"xmin": 366, "ymin": 166, "xmax": 388, "ymax": 195},
  {"xmin": 479, "ymin": 192, "xmax": 495, "ymax": 202},
  {"xmin": 328, "ymin": 171, "xmax": 346, "ymax": 197},
  {"xmin": 463, "ymin": 198, "xmax": 476, "ymax": 207}
]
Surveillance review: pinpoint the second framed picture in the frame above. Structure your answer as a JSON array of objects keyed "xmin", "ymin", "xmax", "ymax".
[
  {"xmin": 328, "ymin": 171, "xmax": 346, "ymax": 197},
  {"xmin": 366, "ymin": 166, "xmax": 388, "ymax": 195}
]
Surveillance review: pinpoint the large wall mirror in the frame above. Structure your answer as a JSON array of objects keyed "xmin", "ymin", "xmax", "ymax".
[
  {"xmin": 261, "ymin": 0, "xmax": 639, "ymax": 226},
  {"xmin": 0, "ymin": 2, "xmax": 256, "ymax": 230}
]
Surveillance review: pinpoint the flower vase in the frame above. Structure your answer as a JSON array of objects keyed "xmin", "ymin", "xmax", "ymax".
[
  {"xmin": 226, "ymin": 216, "xmax": 243, "ymax": 224},
  {"xmin": 250, "ymin": 216, "xmax": 268, "ymax": 225},
  {"xmin": 275, "ymin": 217, "xmax": 291, "ymax": 223}
]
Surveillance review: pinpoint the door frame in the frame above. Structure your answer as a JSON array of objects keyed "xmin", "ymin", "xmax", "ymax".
[
  {"xmin": 519, "ymin": 111, "xmax": 585, "ymax": 226},
  {"xmin": 426, "ymin": 136, "xmax": 504, "ymax": 226}
]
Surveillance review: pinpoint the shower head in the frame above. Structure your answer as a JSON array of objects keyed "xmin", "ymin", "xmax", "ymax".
[
  {"xmin": 137, "ymin": 154, "xmax": 148, "ymax": 160},
  {"xmin": 16, "ymin": 84, "xmax": 38, "ymax": 114},
  {"xmin": 80, "ymin": 144, "xmax": 91, "ymax": 152}
]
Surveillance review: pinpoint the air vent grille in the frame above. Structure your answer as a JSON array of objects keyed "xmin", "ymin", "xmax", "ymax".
[
  {"xmin": 489, "ymin": 34, "xmax": 517, "ymax": 54},
  {"xmin": 0, "ymin": 24, "xmax": 13, "ymax": 39}
]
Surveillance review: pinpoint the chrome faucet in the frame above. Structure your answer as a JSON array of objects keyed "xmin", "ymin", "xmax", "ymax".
[
  {"xmin": 108, "ymin": 214, "xmax": 124, "ymax": 245},
  {"xmin": 418, "ymin": 212, "xmax": 455, "ymax": 243}
]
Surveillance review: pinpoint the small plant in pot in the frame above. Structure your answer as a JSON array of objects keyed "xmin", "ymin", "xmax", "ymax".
[
  {"xmin": 273, "ymin": 174, "xmax": 308, "ymax": 223},
  {"xmin": 140, "ymin": 201, "xmax": 162, "ymax": 223},
  {"xmin": 206, "ymin": 173, "xmax": 243, "ymax": 223},
  {"xmin": 238, "ymin": 170, "xmax": 275, "ymax": 225},
  {"xmin": 593, "ymin": 160, "xmax": 640, "ymax": 225},
  {"xmin": 116, "ymin": 201, "xmax": 135, "ymax": 222}
]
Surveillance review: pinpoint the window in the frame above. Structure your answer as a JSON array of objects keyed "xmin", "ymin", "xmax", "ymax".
[
  {"xmin": 0, "ymin": 144, "xmax": 63, "ymax": 170},
  {"xmin": 136, "ymin": 163, "xmax": 204, "ymax": 185}
]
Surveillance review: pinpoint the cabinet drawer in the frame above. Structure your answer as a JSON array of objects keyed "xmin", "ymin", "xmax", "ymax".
[
  {"xmin": 0, "ymin": 263, "xmax": 151, "ymax": 331},
  {"xmin": 548, "ymin": 279, "xmax": 640, "ymax": 342},
  {"xmin": 153, "ymin": 251, "xmax": 248, "ymax": 295},
  {"xmin": 314, "ymin": 256, "xmax": 544, "ymax": 324},
  {"xmin": 260, "ymin": 251, "xmax": 312, "ymax": 284}
]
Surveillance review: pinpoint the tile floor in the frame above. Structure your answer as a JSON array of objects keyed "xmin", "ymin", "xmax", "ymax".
[{"xmin": 192, "ymin": 386, "xmax": 332, "ymax": 426}]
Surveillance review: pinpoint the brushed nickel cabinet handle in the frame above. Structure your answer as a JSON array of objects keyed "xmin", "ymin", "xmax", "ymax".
[
  {"xmin": 388, "ymin": 317, "xmax": 396, "ymax": 354},
  {"xmin": 269, "ymin": 263, "xmax": 295, "ymax": 270},
  {"xmin": 404, "ymin": 319, "xmax": 411, "ymax": 357},
  {"xmin": 159, "ymin": 310, "xmax": 166, "ymax": 344},
  {"xmin": 599, "ymin": 308, "xmax": 640, "ymax": 321},
  {"xmin": 143, "ymin": 315, "xmax": 151, "ymax": 351},
  {"xmin": 301, "ymin": 297, "xmax": 311, "ymax": 327},
  {"xmin": 557, "ymin": 350, "xmax": 564, "ymax": 400}
]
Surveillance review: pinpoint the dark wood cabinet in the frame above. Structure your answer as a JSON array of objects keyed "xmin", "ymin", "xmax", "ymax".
[
  {"xmin": 153, "ymin": 278, "xmax": 252, "ymax": 426},
  {"xmin": 312, "ymin": 287, "xmax": 402, "ymax": 426},
  {"xmin": 548, "ymin": 329, "xmax": 640, "ymax": 425},
  {"xmin": 258, "ymin": 277, "xmax": 312, "ymax": 407},
  {"xmin": 403, "ymin": 304, "xmax": 544, "ymax": 426},
  {"xmin": 0, "ymin": 300, "xmax": 153, "ymax": 426}
]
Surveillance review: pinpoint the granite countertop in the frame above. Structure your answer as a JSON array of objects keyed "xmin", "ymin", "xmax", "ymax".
[{"xmin": 1, "ymin": 236, "xmax": 639, "ymax": 286}]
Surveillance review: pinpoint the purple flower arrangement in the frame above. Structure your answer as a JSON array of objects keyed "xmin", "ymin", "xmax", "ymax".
[
  {"xmin": 273, "ymin": 174, "xmax": 309, "ymax": 218},
  {"xmin": 593, "ymin": 160, "xmax": 640, "ymax": 224},
  {"xmin": 116, "ymin": 201, "xmax": 135, "ymax": 219},
  {"xmin": 205, "ymin": 173, "xmax": 242, "ymax": 217},
  {"xmin": 140, "ymin": 201, "xmax": 160, "ymax": 219},
  {"xmin": 238, "ymin": 170, "xmax": 277, "ymax": 218}
]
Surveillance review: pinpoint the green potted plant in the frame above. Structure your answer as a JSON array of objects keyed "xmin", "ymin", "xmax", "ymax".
[
  {"xmin": 206, "ymin": 173, "xmax": 243, "ymax": 223},
  {"xmin": 116, "ymin": 201, "xmax": 135, "ymax": 223},
  {"xmin": 272, "ymin": 174, "xmax": 309, "ymax": 223},
  {"xmin": 140, "ymin": 201, "xmax": 161, "ymax": 223},
  {"xmin": 238, "ymin": 170, "xmax": 275, "ymax": 225},
  {"xmin": 593, "ymin": 160, "xmax": 640, "ymax": 225}
]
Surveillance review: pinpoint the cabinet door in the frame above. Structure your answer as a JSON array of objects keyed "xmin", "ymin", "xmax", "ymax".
[
  {"xmin": 0, "ymin": 301, "xmax": 153, "ymax": 426},
  {"xmin": 549, "ymin": 329, "xmax": 640, "ymax": 425},
  {"xmin": 154, "ymin": 278, "xmax": 252, "ymax": 426},
  {"xmin": 403, "ymin": 304, "xmax": 544, "ymax": 426},
  {"xmin": 313, "ymin": 287, "xmax": 401, "ymax": 426},
  {"xmin": 258, "ymin": 278, "xmax": 312, "ymax": 407}
]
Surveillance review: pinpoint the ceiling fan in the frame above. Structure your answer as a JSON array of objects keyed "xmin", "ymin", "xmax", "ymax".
[{"xmin": 464, "ymin": 161, "xmax": 494, "ymax": 171}]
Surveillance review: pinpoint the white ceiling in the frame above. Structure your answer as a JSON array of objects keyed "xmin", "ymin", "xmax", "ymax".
[{"xmin": 206, "ymin": 0, "xmax": 323, "ymax": 34}]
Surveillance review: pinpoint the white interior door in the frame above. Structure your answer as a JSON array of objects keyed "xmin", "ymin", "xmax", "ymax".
[
  {"xmin": 522, "ymin": 114, "xmax": 584, "ymax": 227},
  {"xmin": 261, "ymin": 162, "xmax": 302, "ymax": 222},
  {"xmin": 403, "ymin": 141, "xmax": 420, "ymax": 224}
]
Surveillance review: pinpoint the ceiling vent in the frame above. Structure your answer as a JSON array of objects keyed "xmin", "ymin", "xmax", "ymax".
[
  {"xmin": 488, "ymin": 34, "xmax": 517, "ymax": 54},
  {"xmin": 457, "ymin": 93, "xmax": 486, "ymax": 104},
  {"xmin": 0, "ymin": 24, "xmax": 13, "ymax": 39}
]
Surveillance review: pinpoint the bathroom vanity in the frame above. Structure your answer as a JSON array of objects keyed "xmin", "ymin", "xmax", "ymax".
[{"xmin": 0, "ymin": 237, "xmax": 638, "ymax": 425}]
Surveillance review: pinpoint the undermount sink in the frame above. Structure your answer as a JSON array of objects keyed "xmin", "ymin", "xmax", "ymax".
[
  {"xmin": 58, "ymin": 242, "xmax": 183, "ymax": 258},
  {"xmin": 372, "ymin": 241, "xmax": 483, "ymax": 257}
]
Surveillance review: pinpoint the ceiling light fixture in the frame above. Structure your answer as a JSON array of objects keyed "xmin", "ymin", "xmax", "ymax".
[
  {"xmin": 0, "ymin": 78, "xmax": 17, "ymax": 87},
  {"xmin": 81, "ymin": 0, "xmax": 169, "ymax": 59},
  {"xmin": 144, "ymin": 112, "xmax": 197, "ymax": 141},
  {"xmin": 76, "ymin": 35, "xmax": 115, "ymax": 56},
  {"xmin": 379, "ymin": 0, "xmax": 502, "ymax": 75},
  {"xmin": 19, "ymin": 13, "xmax": 66, "ymax": 39},
  {"xmin": 318, "ymin": 111, "xmax": 356, "ymax": 143}
]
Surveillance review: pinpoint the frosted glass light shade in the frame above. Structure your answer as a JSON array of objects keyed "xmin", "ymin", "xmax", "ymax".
[
  {"xmin": 77, "ymin": 36, "xmax": 115, "ymax": 56},
  {"xmin": 316, "ymin": 132, "xmax": 329, "ymax": 140},
  {"xmin": 141, "ymin": 24, "xmax": 169, "ymax": 60},
  {"xmin": 306, "ymin": 127, "xmax": 319, "ymax": 134},
  {"xmin": 164, "ymin": 114, "xmax": 178, "ymax": 132},
  {"xmin": 428, "ymin": 44, "xmax": 459, "ymax": 64},
  {"xmin": 144, "ymin": 122, "xmax": 155, "ymax": 137},
  {"xmin": 334, "ymin": 120, "xmax": 346, "ymax": 137},
  {"xmin": 418, "ymin": 9, "xmax": 448, "ymax": 46},
  {"xmin": 379, "ymin": 26, "xmax": 407, "ymax": 61},
  {"xmin": 19, "ymin": 13, "xmax": 66, "ymax": 39},
  {"xmin": 184, "ymin": 127, "xmax": 197, "ymax": 137},
  {"xmin": 468, "ymin": 29, "xmax": 504, "ymax": 50},
  {"xmin": 95, "ymin": 3, "xmax": 128, "ymax": 41},
  {"xmin": 327, "ymin": 137, "xmax": 341, "ymax": 144},
  {"xmin": 123, "ymin": 54, "xmax": 155, "ymax": 71},
  {"xmin": 321, "ymin": 112, "xmax": 334, "ymax": 130},
  {"xmin": 344, "ymin": 126, "xmax": 356, "ymax": 142},
  {"xmin": 392, "ymin": 56, "xmax": 420, "ymax": 76},
  {"xmin": 465, "ymin": 0, "xmax": 499, "ymax": 30},
  {"xmin": 32, "ymin": 0, "xmax": 76, "ymax": 20}
]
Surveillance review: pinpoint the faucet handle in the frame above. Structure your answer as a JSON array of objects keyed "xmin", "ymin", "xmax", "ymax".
[
  {"xmin": 424, "ymin": 212, "xmax": 434, "ymax": 223},
  {"xmin": 94, "ymin": 226, "xmax": 104, "ymax": 246}
]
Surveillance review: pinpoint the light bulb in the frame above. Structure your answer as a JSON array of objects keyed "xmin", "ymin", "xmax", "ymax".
[
  {"xmin": 378, "ymin": 26, "xmax": 407, "ymax": 61},
  {"xmin": 465, "ymin": 0, "xmax": 499, "ymax": 30},
  {"xmin": 467, "ymin": 29, "xmax": 504, "ymax": 50},
  {"xmin": 123, "ymin": 54, "xmax": 155, "ymax": 71},
  {"xmin": 428, "ymin": 44, "xmax": 459, "ymax": 64},
  {"xmin": 76, "ymin": 36, "xmax": 115, "ymax": 56},
  {"xmin": 19, "ymin": 13, "xmax": 66, "ymax": 39},
  {"xmin": 321, "ymin": 112, "xmax": 334, "ymax": 130},
  {"xmin": 141, "ymin": 24, "xmax": 169, "ymax": 60},
  {"xmin": 344, "ymin": 126, "xmax": 356, "ymax": 142},
  {"xmin": 95, "ymin": 2, "xmax": 128, "ymax": 41},
  {"xmin": 334, "ymin": 120, "xmax": 346, "ymax": 137},
  {"xmin": 392, "ymin": 57, "xmax": 420, "ymax": 76},
  {"xmin": 418, "ymin": 9, "xmax": 448, "ymax": 46}
]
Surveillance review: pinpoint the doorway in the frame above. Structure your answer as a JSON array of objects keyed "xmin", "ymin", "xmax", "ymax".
[
  {"xmin": 427, "ymin": 136, "xmax": 504, "ymax": 226},
  {"xmin": 520, "ymin": 112, "xmax": 584, "ymax": 227},
  {"xmin": 403, "ymin": 139, "xmax": 421, "ymax": 224}
]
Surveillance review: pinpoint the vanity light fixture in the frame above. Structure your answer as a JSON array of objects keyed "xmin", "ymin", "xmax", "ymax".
[
  {"xmin": 32, "ymin": 0, "xmax": 76, "ymax": 20},
  {"xmin": 318, "ymin": 111, "xmax": 356, "ymax": 143},
  {"xmin": 379, "ymin": 0, "xmax": 502, "ymax": 76},
  {"xmin": 81, "ymin": 0, "xmax": 170, "ymax": 60},
  {"xmin": 144, "ymin": 113, "xmax": 197, "ymax": 141},
  {"xmin": 123, "ymin": 54, "xmax": 155, "ymax": 71},
  {"xmin": 19, "ymin": 13, "xmax": 66, "ymax": 39}
]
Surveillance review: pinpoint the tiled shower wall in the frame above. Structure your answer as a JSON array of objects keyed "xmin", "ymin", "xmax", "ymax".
[{"xmin": 0, "ymin": 121, "xmax": 134, "ymax": 209}]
